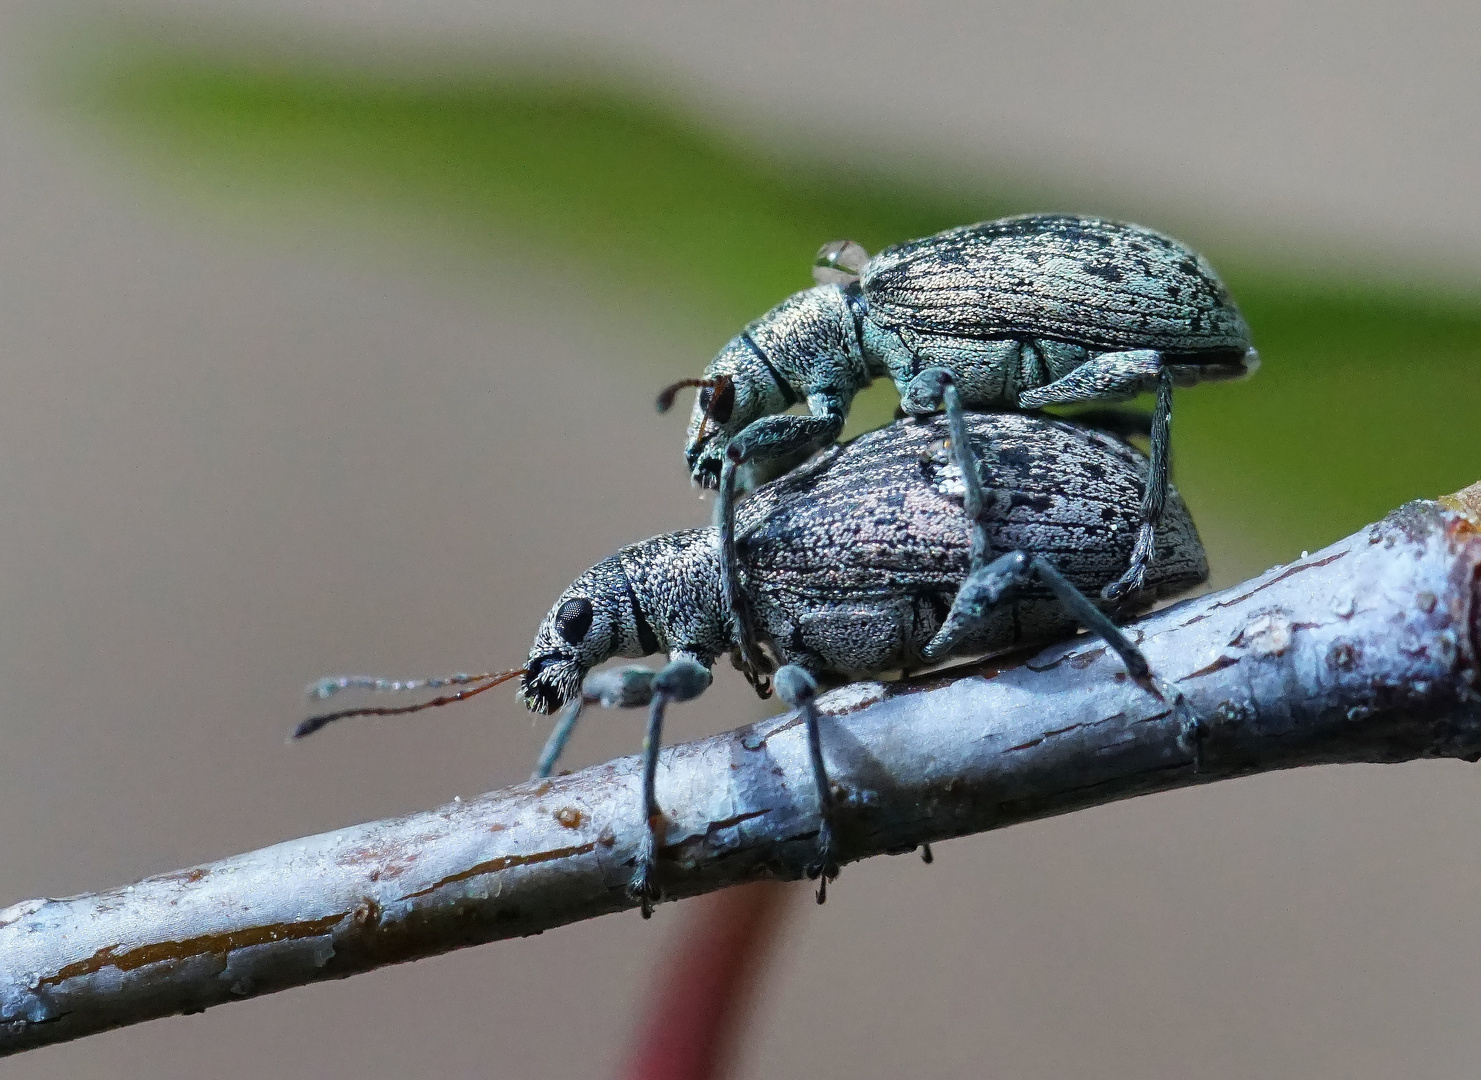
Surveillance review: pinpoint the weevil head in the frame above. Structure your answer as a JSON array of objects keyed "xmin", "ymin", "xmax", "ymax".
[
  {"xmin": 680, "ymin": 338, "xmax": 793, "ymax": 488},
  {"xmin": 521, "ymin": 555, "xmax": 652, "ymax": 714},
  {"xmin": 679, "ymin": 286, "xmax": 861, "ymax": 487}
]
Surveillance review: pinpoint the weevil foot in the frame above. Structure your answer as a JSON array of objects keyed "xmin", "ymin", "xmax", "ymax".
[
  {"xmin": 806, "ymin": 818, "xmax": 840, "ymax": 904},
  {"xmin": 920, "ymin": 843, "xmax": 935, "ymax": 865},
  {"xmin": 1102, "ymin": 521, "xmax": 1155, "ymax": 605},
  {"xmin": 1171, "ymin": 687, "xmax": 1204, "ymax": 772},
  {"xmin": 628, "ymin": 829, "xmax": 661, "ymax": 918}
]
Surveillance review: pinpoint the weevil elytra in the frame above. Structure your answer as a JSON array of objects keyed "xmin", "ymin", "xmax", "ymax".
[
  {"xmin": 516, "ymin": 407, "xmax": 1208, "ymax": 913},
  {"xmin": 659, "ymin": 213, "xmax": 1253, "ymax": 616}
]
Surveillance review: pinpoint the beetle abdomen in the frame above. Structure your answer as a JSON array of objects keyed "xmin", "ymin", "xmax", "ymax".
[
  {"xmin": 735, "ymin": 412, "xmax": 1207, "ymax": 666},
  {"xmin": 861, "ymin": 214, "xmax": 1250, "ymax": 354}
]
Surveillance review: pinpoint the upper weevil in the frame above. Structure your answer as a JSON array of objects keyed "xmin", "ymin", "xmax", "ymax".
[
  {"xmin": 302, "ymin": 408, "xmax": 1208, "ymax": 916},
  {"xmin": 657, "ymin": 212, "xmax": 1254, "ymax": 607}
]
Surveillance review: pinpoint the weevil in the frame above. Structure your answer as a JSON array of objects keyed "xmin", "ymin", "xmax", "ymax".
[
  {"xmin": 299, "ymin": 407, "xmax": 1207, "ymax": 915},
  {"xmin": 658, "ymin": 213, "xmax": 1253, "ymax": 632}
]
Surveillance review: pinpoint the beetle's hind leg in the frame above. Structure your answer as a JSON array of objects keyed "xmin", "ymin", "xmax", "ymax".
[
  {"xmin": 913, "ymin": 375, "xmax": 1200, "ymax": 762},
  {"xmin": 918, "ymin": 548, "xmax": 1201, "ymax": 765},
  {"xmin": 1013, "ymin": 350, "xmax": 1173, "ymax": 607},
  {"xmin": 773, "ymin": 665, "xmax": 840, "ymax": 903},
  {"xmin": 1103, "ymin": 366, "xmax": 1173, "ymax": 605},
  {"xmin": 915, "ymin": 366, "xmax": 1152, "ymax": 676}
]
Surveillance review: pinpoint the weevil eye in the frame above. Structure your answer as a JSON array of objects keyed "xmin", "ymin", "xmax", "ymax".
[
  {"xmin": 706, "ymin": 379, "xmax": 735, "ymax": 425},
  {"xmin": 697, "ymin": 380, "xmax": 735, "ymax": 425},
  {"xmin": 554, "ymin": 598, "xmax": 594, "ymax": 645}
]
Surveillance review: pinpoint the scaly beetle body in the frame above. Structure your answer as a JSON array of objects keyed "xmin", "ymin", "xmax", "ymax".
[
  {"xmin": 663, "ymin": 213, "xmax": 1253, "ymax": 618},
  {"xmin": 521, "ymin": 407, "xmax": 1208, "ymax": 912}
]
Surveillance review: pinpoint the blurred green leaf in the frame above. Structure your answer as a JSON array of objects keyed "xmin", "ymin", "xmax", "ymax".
[{"xmin": 73, "ymin": 46, "xmax": 1481, "ymax": 571}]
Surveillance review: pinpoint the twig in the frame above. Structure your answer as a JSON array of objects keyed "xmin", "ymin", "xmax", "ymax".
[{"xmin": 3, "ymin": 487, "xmax": 1481, "ymax": 1057}]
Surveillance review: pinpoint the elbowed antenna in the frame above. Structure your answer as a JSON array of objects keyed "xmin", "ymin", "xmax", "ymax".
[
  {"xmin": 655, "ymin": 374, "xmax": 736, "ymax": 447},
  {"xmin": 655, "ymin": 377, "xmax": 718, "ymax": 413},
  {"xmin": 292, "ymin": 667, "xmax": 525, "ymax": 739},
  {"xmin": 307, "ymin": 672, "xmax": 507, "ymax": 699}
]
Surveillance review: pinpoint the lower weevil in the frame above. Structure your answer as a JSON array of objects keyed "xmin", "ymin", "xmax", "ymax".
[{"xmin": 301, "ymin": 407, "xmax": 1208, "ymax": 915}]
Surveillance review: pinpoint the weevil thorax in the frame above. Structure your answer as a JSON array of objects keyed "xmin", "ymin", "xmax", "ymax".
[
  {"xmin": 520, "ymin": 530, "xmax": 728, "ymax": 714},
  {"xmin": 686, "ymin": 285, "xmax": 864, "ymax": 486}
]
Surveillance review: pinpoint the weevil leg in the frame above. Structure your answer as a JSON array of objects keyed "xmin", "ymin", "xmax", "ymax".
[
  {"xmin": 532, "ymin": 666, "xmax": 659, "ymax": 780},
  {"xmin": 774, "ymin": 665, "xmax": 840, "ymax": 903},
  {"xmin": 1012, "ymin": 350, "xmax": 1172, "ymax": 606},
  {"xmin": 1028, "ymin": 554, "xmax": 1200, "ymax": 760},
  {"xmin": 717, "ymin": 458, "xmax": 775, "ymax": 695},
  {"xmin": 1103, "ymin": 366, "xmax": 1174, "ymax": 605},
  {"xmin": 920, "ymin": 550, "xmax": 1033, "ymax": 662},
  {"xmin": 627, "ymin": 657, "xmax": 710, "ymax": 918},
  {"xmin": 906, "ymin": 367, "xmax": 999, "ymax": 564},
  {"xmin": 718, "ymin": 409, "xmax": 844, "ymax": 692},
  {"xmin": 532, "ymin": 697, "xmax": 584, "ymax": 780},
  {"xmin": 920, "ymin": 548, "xmax": 1198, "ymax": 754},
  {"xmin": 629, "ymin": 690, "xmax": 667, "ymax": 918},
  {"xmin": 1022, "ymin": 555, "xmax": 1153, "ymax": 687},
  {"xmin": 920, "ymin": 549, "xmax": 1147, "ymax": 684},
  {"xmin": 1014, "ymin": 348, "xmax": 1162, "ymax": 408},
  {"xmin": 917, "ymin": 380, "xmax": 1176, "ymax": 702}
]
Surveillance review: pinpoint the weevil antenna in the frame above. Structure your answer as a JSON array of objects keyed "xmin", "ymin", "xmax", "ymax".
[
  {"xmin": 655, "ymin": 377, "xmax": 719, "ymax": 414},
  {"xmin": 292, "ymin": 668, "xmax": 524, "ymax": 740},
  {"xmin": 306, "ymin": 671, "xmax": 512, "ymax": 700}
]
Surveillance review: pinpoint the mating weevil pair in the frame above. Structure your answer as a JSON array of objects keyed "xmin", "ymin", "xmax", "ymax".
[
  {"xmin": 658, "ymin": 213, "xmax": 1253, "ymax": 685},
  {"xmin": 303, "ymin": 400, "xmax": 1209, "ymax": 913},
  {"xmin": 301, "ymin": 212, "xmax": 1239, "ymax": 916}
]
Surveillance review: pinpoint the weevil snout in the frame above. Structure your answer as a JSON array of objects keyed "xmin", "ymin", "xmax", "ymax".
[{"xmin": 521, "ymin": 651, "xmax": 583, "ymax": 714}]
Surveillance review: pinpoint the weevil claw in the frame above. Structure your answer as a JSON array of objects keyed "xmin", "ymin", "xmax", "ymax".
[
  {"xmin": 806, "ymin": 818, "xmax": 839, "ymax": 904},
  {"xmin": 628, "ymin": 831, "xmax": 661, "ymax": 918}
]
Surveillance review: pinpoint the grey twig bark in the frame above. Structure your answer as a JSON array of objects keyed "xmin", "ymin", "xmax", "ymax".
[{"xmin": 4, "ymin": 487, "xmax": 1481, "ymax": 1057}]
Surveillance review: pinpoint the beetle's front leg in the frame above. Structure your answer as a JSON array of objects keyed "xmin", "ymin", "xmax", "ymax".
[
  {"xmin": 531, "ymin": 665, "xmax": 656, "ymax": 780},
  {"xmin": 717, "ymin": 458, "xmax": 775, "ymax": 695},
  {"xmin": 627, "ymin": 657, "xmax": 710, "ymax": 918},
  {"xmin": 773, "ymin": 665, "xmax": 840, "ymax": 903},
  {"xmin": 717, "ymin": 407, "xmax": 845, "ymax": 692}
]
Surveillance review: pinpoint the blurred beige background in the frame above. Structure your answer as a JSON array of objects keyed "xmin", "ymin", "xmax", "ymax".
[{"xmin": 2, "ymin": 2, "xmax": 1481, "ymax": 1078}]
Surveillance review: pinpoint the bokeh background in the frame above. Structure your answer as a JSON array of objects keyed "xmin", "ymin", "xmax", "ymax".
[{"xmin": 3, "ymin": 2, "xmax": 1481, "ymax": 1077}]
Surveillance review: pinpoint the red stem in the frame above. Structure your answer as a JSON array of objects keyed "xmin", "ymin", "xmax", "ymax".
[{"xmin": 619, "ymin": 882, "xmax": 792, "ymax": 1080}]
